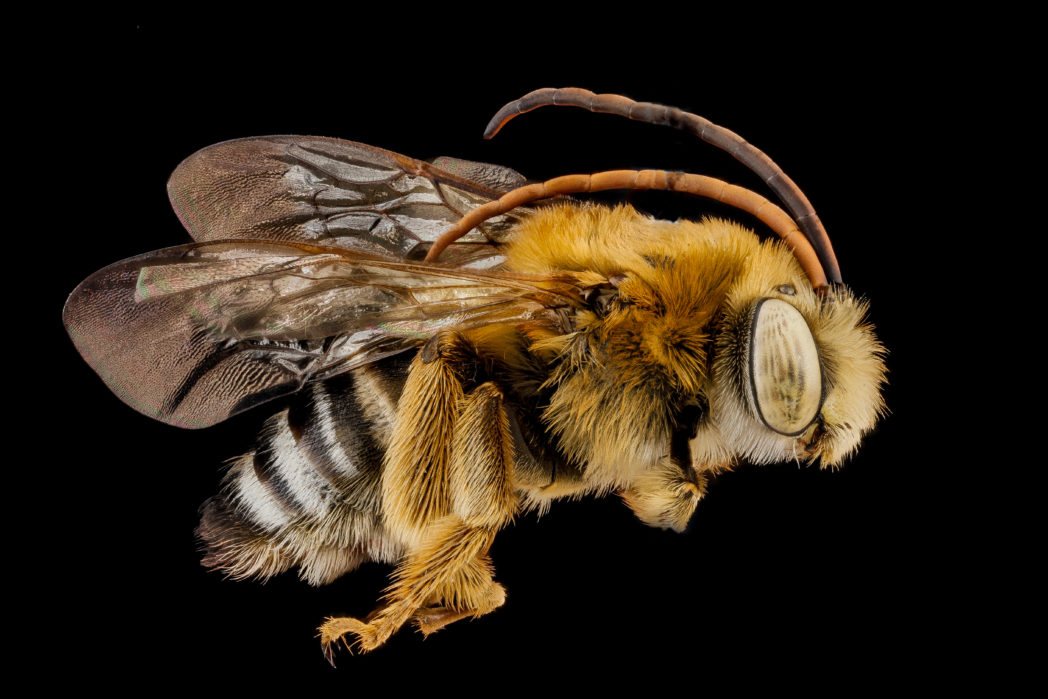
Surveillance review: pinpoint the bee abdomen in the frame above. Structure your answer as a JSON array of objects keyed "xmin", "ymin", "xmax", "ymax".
[{"xmin": 197, "ymin": 360, "xmax": 410, "ymax": 585}]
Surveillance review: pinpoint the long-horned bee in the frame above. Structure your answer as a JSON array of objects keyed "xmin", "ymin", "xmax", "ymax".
[{"xmin": 63, "ymin": 88, "xmax": 886, "ymax": 661}]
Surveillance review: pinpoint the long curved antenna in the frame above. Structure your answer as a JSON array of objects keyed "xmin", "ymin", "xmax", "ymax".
[
  {"xmin": 484, "ymin": 87, "xmax": 841, "ymax": 285},
  {"xmin": 424, "ymin": 169, "xmax": 828, "ymax": 290}
]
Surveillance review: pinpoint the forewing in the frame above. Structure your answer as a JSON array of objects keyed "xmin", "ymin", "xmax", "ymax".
[
  {"xmin": 166, "ymin": 136, "xmax": 528, "ymax": 266},
  {"xmin": 64, "ymin": 241, "xmax": 565, "ymax": 429}
]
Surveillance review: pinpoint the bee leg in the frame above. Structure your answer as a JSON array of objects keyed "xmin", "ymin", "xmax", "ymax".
[
  {"xmin": 620, "ymin": 457, "xmax": 707, "ymax": 532},
  {"xmin": 318, "ymin": 617, "xmax": 371, "ymax": 665},
  {"xmin": 413, "ymin": 552, "xmax": 507, "ymax": 636},
  {"xmin": 318, "ymin": 519, "xmax": 495, "ymax": 656},
  {"xmin": 320, "ymin": 379, "xmax": 516, "ymax": 654},
  {"xmin": 414, "ymin": 586, "xmax": 508, "ymax": 636}
]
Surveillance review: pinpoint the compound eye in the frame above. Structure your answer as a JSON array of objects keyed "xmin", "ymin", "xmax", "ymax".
[{"xmin": 747, "ymin": 298, "xmax": 823, "ymax": 436}]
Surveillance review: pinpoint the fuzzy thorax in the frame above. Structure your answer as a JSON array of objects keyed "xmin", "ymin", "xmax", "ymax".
[{"xmin": 506, "ymin": 205, "xmax": 744, "ymax": 487}]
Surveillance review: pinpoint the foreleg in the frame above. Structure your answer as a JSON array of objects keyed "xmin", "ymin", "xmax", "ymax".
[{"xmin": 620, "ymin": 458, "xmax": 707, "ymax": 532}]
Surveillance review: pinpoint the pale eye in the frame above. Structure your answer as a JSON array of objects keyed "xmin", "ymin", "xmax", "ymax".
[{"xmin": 746, "ymin": 298, "xmax": 823, "ymax": 436}]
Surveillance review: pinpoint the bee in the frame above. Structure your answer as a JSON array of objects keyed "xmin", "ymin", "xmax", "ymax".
[{"xmin": 63, "ymin": 87, "xmax": 886, "ymax": 661}]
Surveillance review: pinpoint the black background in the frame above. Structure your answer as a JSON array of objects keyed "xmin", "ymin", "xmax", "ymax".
[{"xmin": 39, "ymin": 19, "xmax": 966, "ymax": 692}]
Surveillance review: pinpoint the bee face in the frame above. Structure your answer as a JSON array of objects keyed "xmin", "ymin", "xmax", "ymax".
[{"xmin": 697, "ymin": 241, "xmax": 886, "ymax": 470}]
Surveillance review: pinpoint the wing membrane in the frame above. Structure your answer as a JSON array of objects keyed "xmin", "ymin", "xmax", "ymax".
[
  {"xmin": 68, "ymin": 138, "xmax": 561, "ymax": 429},
  {"xmin": 166, "ymin": 136, "xmax": 529, "ymax": 264},
  {"xmin": 64, "ymin": 241, "xmax": 575, "ymax": 429}
]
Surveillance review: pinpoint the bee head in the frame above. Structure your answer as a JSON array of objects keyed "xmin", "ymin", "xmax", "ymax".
[{"xmin": 695, "ymin": 239, "xmax": 888, "ymax": 469}]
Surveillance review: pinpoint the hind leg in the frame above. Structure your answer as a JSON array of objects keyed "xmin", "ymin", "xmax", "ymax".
[
  {"xmin": 412, "ymin": 551, "xmax": 507, "ymax": 636},
  {"xmin": 320, "ymin": 380, "xmax": 516, "ymax": 658}
]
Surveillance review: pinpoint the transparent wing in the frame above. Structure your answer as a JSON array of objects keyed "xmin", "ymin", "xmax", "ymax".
[
  {"xmin": 166, "ymin": 136, "xmax": 530, "ymax": 268},
  {"xmin": 64, "ymin": 240, "xmax": 577, "ymax": 429}
]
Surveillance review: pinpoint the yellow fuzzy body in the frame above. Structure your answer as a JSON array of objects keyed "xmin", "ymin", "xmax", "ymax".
[
  {"xmin": 318, "ymin": 203, "xmax": 886, "ymax": 656},
  {"xmin": 62, "ymin": 104, "xmax": 891, "ymax": 665}
]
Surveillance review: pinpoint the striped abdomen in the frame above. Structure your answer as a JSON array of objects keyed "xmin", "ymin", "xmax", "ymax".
[{"xmin": 197, "ymin": 355, "xmax": 412, "ymax": 585}]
